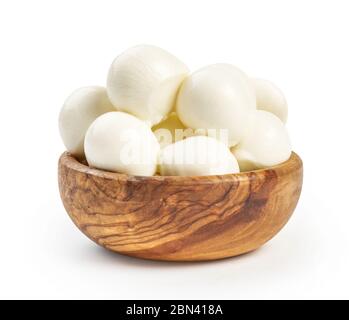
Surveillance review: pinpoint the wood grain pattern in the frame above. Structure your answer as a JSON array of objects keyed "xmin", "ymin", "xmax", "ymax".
[{"xmin": 58, "ymin": 152, "xmax": 303, "ymax": 261}]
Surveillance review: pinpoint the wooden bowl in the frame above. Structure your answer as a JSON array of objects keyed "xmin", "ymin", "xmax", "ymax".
[{"xmin": 58, "ymin": 152, "xmax": 303, "ymax": 261}]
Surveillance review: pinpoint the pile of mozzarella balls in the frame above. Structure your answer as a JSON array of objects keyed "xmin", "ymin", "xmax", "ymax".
[{"xmin": 59, "ymin": 45, "xmax": 291, "ymax": 176}]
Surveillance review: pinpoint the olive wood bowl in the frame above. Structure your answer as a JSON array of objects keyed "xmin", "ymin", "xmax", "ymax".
[{"xmin": 58, "ymin": 152, "xmax": 303, "ymax": 261}]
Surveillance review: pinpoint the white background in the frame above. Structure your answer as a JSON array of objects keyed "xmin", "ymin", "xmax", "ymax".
[{"xmin": 0, "ymin": 0, "xmax": 348, "ymax": 300}]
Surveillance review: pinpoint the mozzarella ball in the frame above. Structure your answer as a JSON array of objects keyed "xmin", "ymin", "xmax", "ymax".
[
  {"xmin": 251, "ymin": 78, "xmax": 288, "ymax": 123},
  {"xmin": 152, "ymin": 113, "xmax": 217, "ymax": 148},
  {"xmin": 176, "ymin": 64, "xmax": 256, "ymax": 147},
  {"xmin": 59, "ymin": 86, "xmax": 115, "ymax": 158},
  {"xmin": 84, "ymin": 112, "xmax": 159, "ymax": 176},
  {"xmin": 232, "ymin": 110, "xmax": 291, "ymax": 171},
  {"xmin": 159, "ymin": 136, "xmax": 240, "ymax": 176},
  {"xmin": 152, "ymin": 112, "xmax": 186, "ymax": 148},
  {"xmin": 107, "ymin": 45, "xmax": 189, "ymax": 126}
]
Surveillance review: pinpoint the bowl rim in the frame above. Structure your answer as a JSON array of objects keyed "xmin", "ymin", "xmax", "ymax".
[{"xmin": 59, "ymin": 151, "xmax": 302, "ymax": 184}]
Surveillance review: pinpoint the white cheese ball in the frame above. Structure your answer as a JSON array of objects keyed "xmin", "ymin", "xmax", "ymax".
[
  {"xmin": 159, "ymin": 136, "xmax": 240, "ymax": 176},
  {"xmin": 176, "ymin": 64, "xmax": 256, "ymax": 147},
  {"xmin": 59, "ymin": 86, "xmax": 115, "ymax": 158},
  {"xmin": 107, "ymin": 45, "xmax": 189, "ymax": 126},
  {"xmin": 152, "ymin": 112, "xmax": 186, "ymax": 148},
  {"xmin": 232, "ymin": 110, "xmax": 291, "ymax": 171},
  {"xmin": 84, "ymin": 112, "xmax": 159, "ymax": 176},
  {"xmin": 251, "ymin": 78, "xmax": 288, "ymax": 123}
]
